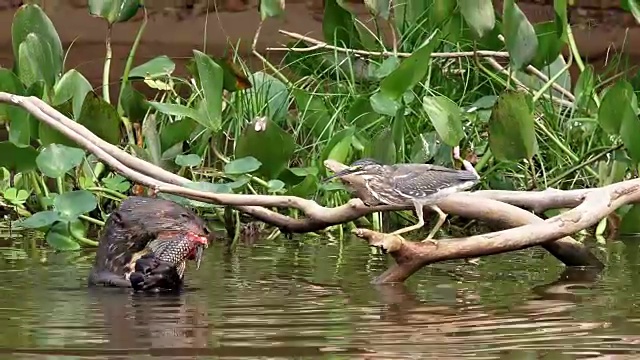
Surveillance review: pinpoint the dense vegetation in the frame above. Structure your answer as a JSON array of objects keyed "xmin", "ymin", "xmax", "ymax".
[{"xmin": 1, "ymin": 0, "xmax": 640, "ymax": 251}]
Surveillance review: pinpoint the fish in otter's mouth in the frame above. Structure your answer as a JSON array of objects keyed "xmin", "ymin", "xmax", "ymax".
[{"xmin": 126, "ymin": 231, "xmax": 209, "ymax": 279}]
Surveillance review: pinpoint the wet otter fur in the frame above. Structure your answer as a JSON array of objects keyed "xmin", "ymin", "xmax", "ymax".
[{"xmin": 88, "ymin": 196, "xmax": 211, "ymax": 292}]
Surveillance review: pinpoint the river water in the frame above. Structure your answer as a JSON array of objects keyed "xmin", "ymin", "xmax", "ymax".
[{"xmin": 0, "ymin": 230, "xmax": 640, "ymax": 359}]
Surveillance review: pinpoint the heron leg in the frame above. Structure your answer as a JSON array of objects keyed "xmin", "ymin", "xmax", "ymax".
[
  {"xmin": 390, "ymin": 202, "xmax": 426, "ymax": 237},
  {"xmin": 423, "ymin": 205, "xmax": 447, "ymax": 243}
]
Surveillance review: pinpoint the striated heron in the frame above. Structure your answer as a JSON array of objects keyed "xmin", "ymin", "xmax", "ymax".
[{"xmin": 325, "ymin": 147, "xmax": 480, "ymax": 243}]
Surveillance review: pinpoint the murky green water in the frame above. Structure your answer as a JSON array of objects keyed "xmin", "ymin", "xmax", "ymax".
[{"xmin": 0, "ymin": 232, "xmax": 640, "ymax": 359}]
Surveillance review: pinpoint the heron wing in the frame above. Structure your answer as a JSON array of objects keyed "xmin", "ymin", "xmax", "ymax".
[{"xmin": 390, "ymin": 164, "xmax": 479, "ymax": 199}]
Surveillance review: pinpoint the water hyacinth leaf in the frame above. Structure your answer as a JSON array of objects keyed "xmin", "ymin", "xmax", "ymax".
[
  {"xmin": 88, "ymin": 0, "xmax": 140, "ymax": 24},
  {"xmin": 38, "ymin": 101, "xmax": 77, "ymax": 147},
  {"xmin": 247, "ymin": 72, "xmax": 289, "ymax": 124},
  {"xmin": 0, "ymin": 142, "xmax": 38, "ymax": 173},
  {"xmin": 36, "ymin": 143, "xmax": 85, "ymax": 178},
  {"xmin": 368, "ymin": 128, "xmax": 396, "ymax": 164},
  {"xmin": 574, "ymin": 65, "xmax": 595, "ymax": 110},
  {"xmin": 175, "ymin": 154, "xmax": 202, "ymax": 167},
  {"xmin": 259, "ymin": 0, "xmax": 285, "ymax": 20},
  {"xmin": 16, "ymin": 33, "xmax": 54, "ymax": 89},
  {"xmin": 119, "ymin": 83, "xmax": 149, "ymax": 122},
  {"xmin": 45, "ymin": 221, "xmax": 82, "ymax": 251},
  {"xmin": 323, "ymin": 0, "xmax": 362, "ymax": 49},
  {"xmin": 267, "ymin": 179, "xmax": 286, "ymax": 192},
  {"xmin": 288, "ymin": 175, "xmax": 318, "ymax": 198},
  {"xmin": 294, "ymin": 90, "xmax": 332, "ymax": 141},
  {"xmin": 410, "ymin": 131, "xmax": 440, "ymax": 164},
  {"xmin": 619, "ymin": 102, "xmax": 640, "ymax": 162},
  {"xmin": 488, "ymin": 90, "xmax": 538, "ymax": 161},
  {"xmin": 182, "ymin": 182, "xmax": 233, "ymax": 208},
  {"xmin": 148, "ymin": 101, "xmax": 206, "ymax": 129},
  {"xmin": 422, "ymin": 95, "xmax": 464, "ymax": 147},
  {"xmin": 193, "ymin": 50, "xmax": 223, "ymax": 131},
  {"xmin": 54, "ymin": 190, "xmax": 98, "ymax": 221},
  {"xmin": 102, "ymin": 174, "xmax": 130, "ymax": 193},
  {"xmin": 159, "ymin": 118, "xmax": 198, "ymax": 152},
  {"xmin": 224, "ymin": 156, "xmax": 262, "ymax": 175},
  {"xmin": 531, "ymin": 21, "xmax": 565, "ymax": 69},
  {"xmin": 620, "ymin": 204, "xmax": 640, "ymax": 235},
  {"xmin": 598, "ymin": 80, "xmax": 636, "ymax": 135},
  {"xmin": 128, "ymin": 55, "xmax": 175, "ymax": 79},
  {"xmin": 370, "ymin": 91, "xmax": 400, "ymax": 116},
  {"xmin": 380, "ymin": 31, "xmax": 440, "ymax": 100},
  {"xmin": 235, "ymin": 117, "xmax": 296, "ymax": 179},
  {"xmin": 553, "ymin": 0, "xmax": 568, "ymax": 39},
  {"xmin": 458, "ymin": 0, "xmax": 495, "ymax": 38},
  {"xmin": 322, "ymin": 127, "xmax": 355, "ymax": 165},
  {"xmin": 16, "ymin": 210, "xmax": 61, "ymax": 229},
  {"xmin": 373, "ymin": 56, "xmax": 400, "ymax": 79},
  {"xmin": 347, "ymin": 96, "xmax": 380, "ymax": 128},
  {"xmin": 52, "ymin": 69, "xmax": 92, "ymax": 119},
  {"xmin": 364, "ymin": 0, "xmax": 390, "ymax": 19},
  {"xmin": 11, "ymin": 4, "xmax": 63, "ymax": 84},
  {"xmin": 503, "ymin": 0, "xmax": 538, "ymax": 70},
  {"xmin": 0, "ymin": 69, "xmax": 24, "ymax": 120},
  {"xmin": 77, "ymin": 92, "xmax": 121, "ymax": 145}
]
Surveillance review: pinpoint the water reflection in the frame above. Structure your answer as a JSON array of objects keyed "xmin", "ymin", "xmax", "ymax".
[{"xmin": 0, "ymin": 238, "xmax": 639, "ymax": 359}]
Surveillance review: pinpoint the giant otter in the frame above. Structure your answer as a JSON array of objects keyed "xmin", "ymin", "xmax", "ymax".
[{"xmin": 88, "ymin": 196, "xmax": 211, "ymax": 292}]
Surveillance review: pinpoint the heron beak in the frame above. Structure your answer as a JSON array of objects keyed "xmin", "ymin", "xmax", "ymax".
[{"xmin": 323, "ymin": 166, "xmax": 363, "ymax": 182}]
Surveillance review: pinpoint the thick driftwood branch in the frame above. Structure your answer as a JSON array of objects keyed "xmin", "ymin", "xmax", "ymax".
[
  {"xmin": 324, "ymin": 160, "xmax": 603, "ymax": 270},
  {"xmin": 354, "ymin": 179, "xmax": 638, "ymax": 282}
]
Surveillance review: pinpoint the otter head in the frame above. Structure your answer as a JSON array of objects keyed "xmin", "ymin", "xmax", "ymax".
[{"xmin": 109, "ymin": 196, "xmax": 212, "ymax": 253}]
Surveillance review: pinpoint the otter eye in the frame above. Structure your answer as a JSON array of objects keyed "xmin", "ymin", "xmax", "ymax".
[
  {"xmin": 203, "ymin": 226, "xmax": 210, "ymax": 235},
  {"xmin": 180, "ymin": 213, "xmax": 191, "ymax": 220}
]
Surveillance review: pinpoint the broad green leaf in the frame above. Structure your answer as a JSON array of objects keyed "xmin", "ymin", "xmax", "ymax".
[
  {"xmin": 458, "ymin": 0, "xmax": 495, "ymax": 38},
  {"xmin": 372, "ymin": 56, "xmax": 400, "ymax": 79},
  {"xmin": 267, "ymin": 179, "xmax": 286, "ymax": 192},
  {"xmin": 177, "ymin": 182, "xmax": 234, "ymax": 208},
  {"xmin": 102, "ymin": 174, "xmax": 131, "ymax": 193},
  {"xmin": 488, "ymin": 90, "xmax": 538, "ymax": 161},
  {"xmin": 246, "ymin": 72, "xmax": 290, "ymax": 124},
  {"xmin": 503, "ymin": 0, "xmax": 538, "ymax": 70},
  {"xmin": 175, "ymin": 154, "xmax": 202, "ymax": 167},
  {"xmin": 422, "ymin": 96, "xmax": 464, "ymax": 146},
  {"xmin": 159, "ymin": 118, "xmax": 198, "ymax": 152},
  {"xmin": 260, "ymin": 0, "xmax": 285, "ymax": 19},
  {"xmin": 620, "ymin": 102, "xmax": 640, "ymax": 162},
  {"xmin": 235, "ymin": 117, "xmax": 296, "ymax": 179},
  {"xmin": 193, "ymin": 50, "xmax": 223, "ymax": 131},
  {"xmin": 323, "ymin": 0, "xmax": 362, "ymax": 49},
  {"xmin": 347, "ymin": 96, "xmax": 380, "ymax": 128},
  {"xmin": 620, "ymin": 204, "xmax": 640, "ymax": 235},
  {"xmin": 45, "ymin": 221, "xmax": 82, "ymax": 251},
  {"xmin": 322, "ymin": 127, "xmax": 355, "ymax": 165},
  {"xmin": 54, "ymin": 190, "xmax": 98, "ymax": 221},
  {"xmin": 119, "ymin": 82, "xmax": 149, "ymax": 122},
  {"xmin": 574, "ymin": 65, "xmax": 595, "ymax": 111},
  {"xmin": 0, "ymin": 69, "xmax": 25, "ymax": 121},
  {"xmin": 16, "ymin": 33, "xmax": 54, "ymax": 89},
  {"xmin": 367, "ymin": 128, "xmax": 396, "ymax": 164},
  {"xmin": 36, "ymin": 143, "xmax": 85, "ymax": 178},
  {"xmin": 39, "ymin": 100, "xmax": 77, "ymax": 147},
  {"xmin": 380, "ymin": 31, "xmax": 440, "ymax": 100},
  {"xmin": 11, "ymin": 4, "xmax": 63, "ymax": 84},
  {"xmin": 15, "ymin": 210, "xmax": 60, "ymax": 229},
  {"xmin": 598, "ymin": 80, "xmax": 636, "ymax": 135},
  {"xmin": 370, "ymin": 91, "xmax": 400, "ymax": 116},
  {"xmin": 224, "ymin": 156, "xmax": 262, "ymax": 175},
  {"xmin": 553, "ymin": 0, "xmax": 568, "ymax": 39},
  {"xmin": 531, "ymin": 21, "xmax": 565, "ymax": 69},
  {"xmin": 128, "ymin": 55, "xmax": 176, "ymax": 79},
  {"xmin": 364, "ymin": 0, "xmax": 390, "ymax": 20},
  {"xmin": 88, "ymin": 0, "xmax": 140, "ymax": 24},
  {"xmin": 52, "ymin": 69, "xmax": 92, "ymax": 119},
  {"xmin": 148, "ymin": 101, "xmax": 208, "ymax": 129},
  {"xmin": 141, "ymin": 114, "xmax": 162, "ymax": 166},
  {"xmin": 0, "ymin": 142, "xmax": 38, "ymax": 173},
  {"xmin": 410, "ymin": 131, "xmax": 440, "ymax": 163},
  {"xmin": 294, "ymin": 90, "xmax": 332, "ymax": 141},
  {"xmin": 77, "ymin": 92, "xmax": 122, "ymax": 145}
]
